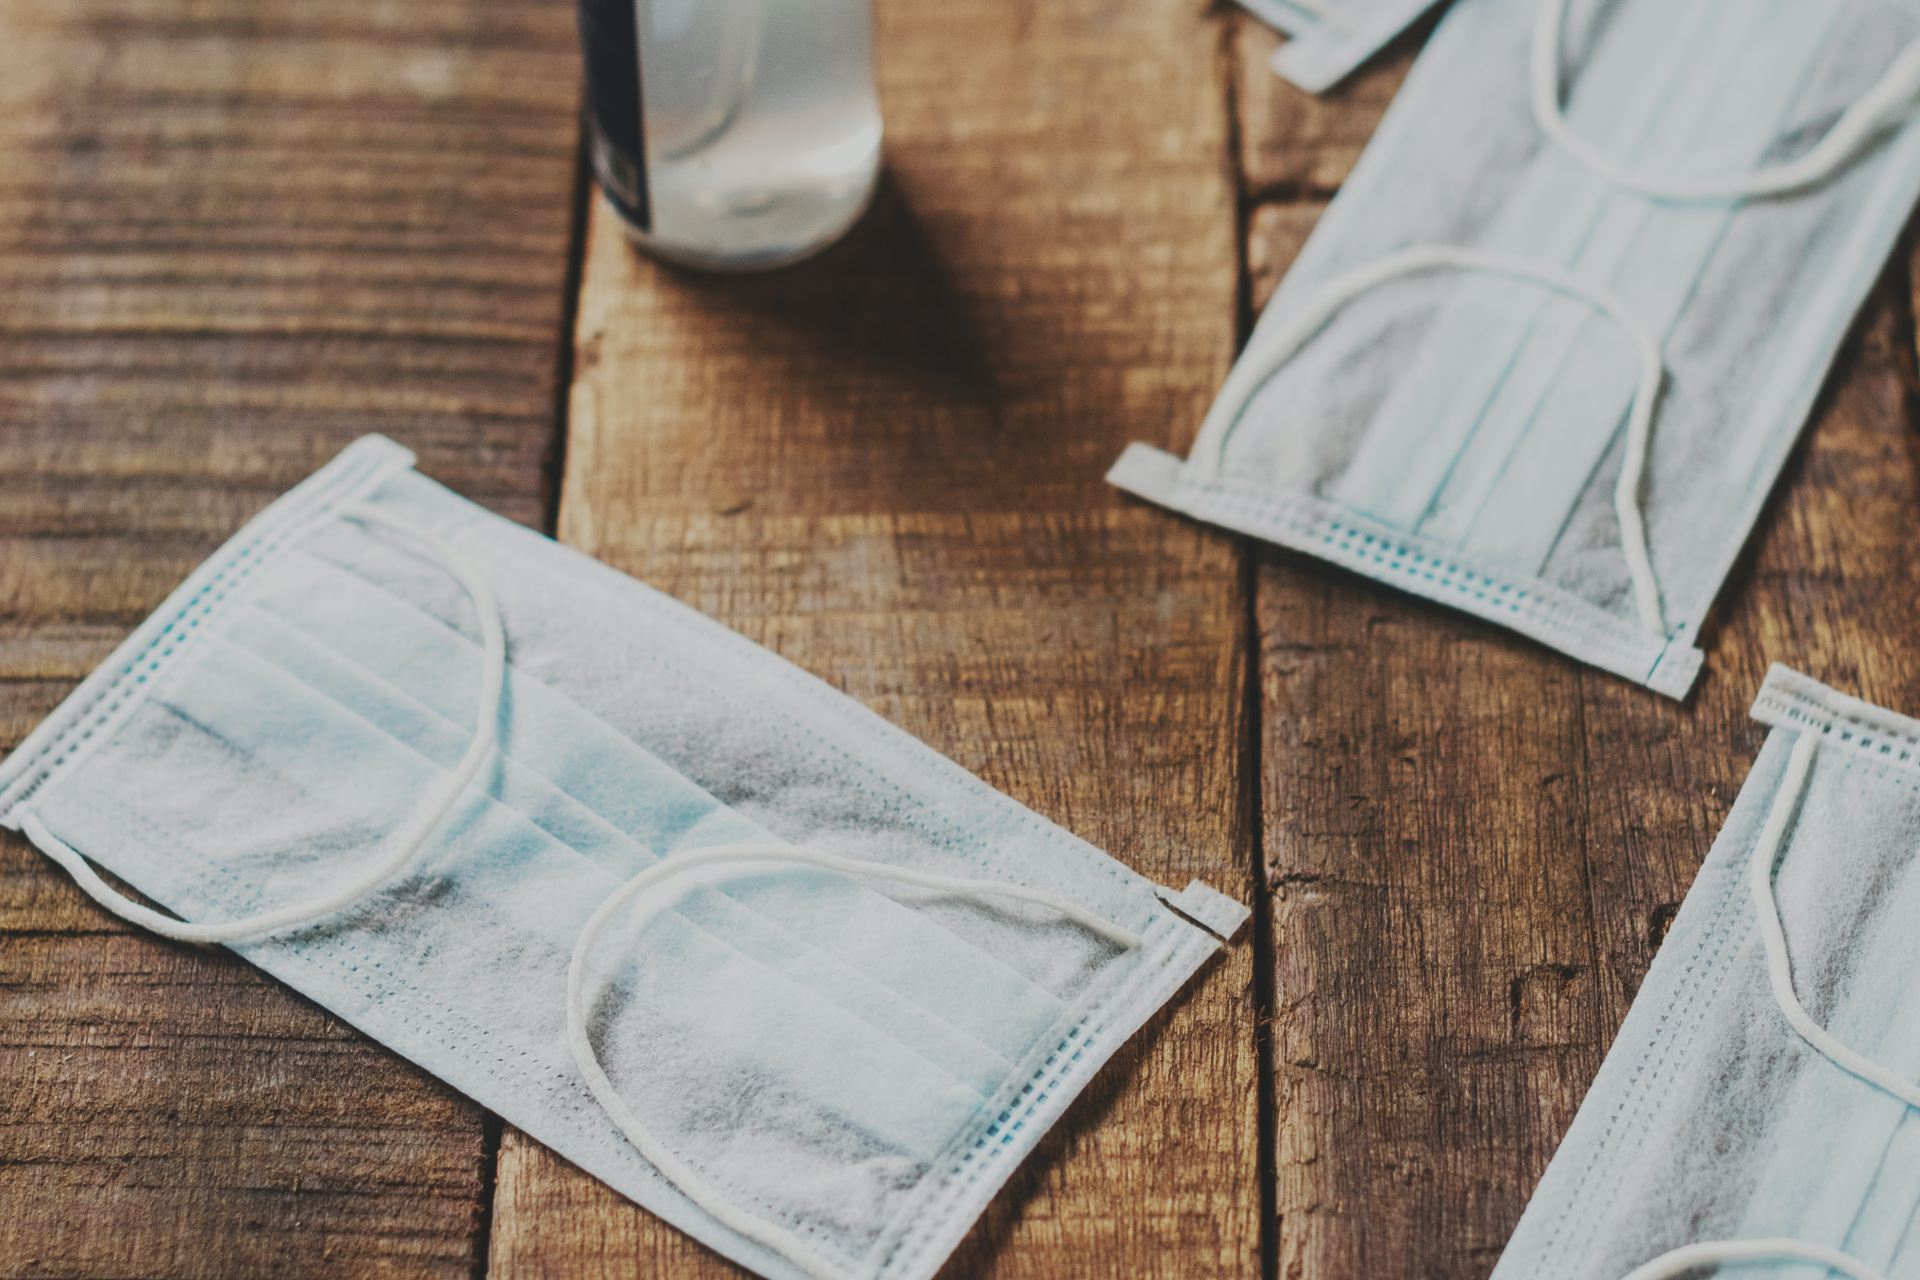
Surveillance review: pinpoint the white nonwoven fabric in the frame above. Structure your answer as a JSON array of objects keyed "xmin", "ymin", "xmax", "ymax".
[
  {"xmin": 1115, "ymin": 0, "xmax": 1920, "ymax": 698},
  {"xmin": 1495, "ymin": 666, "xmax": 1920, "ymax": 1279},
  {"xmin": 0, "ymin": 436, "xmax": 1248, "ymax": 1280}
]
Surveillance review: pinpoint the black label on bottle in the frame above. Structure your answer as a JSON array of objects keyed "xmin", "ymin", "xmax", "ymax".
[{"xmin": 577, "ymin": 0, "xmax": 650, "ymax": 231}]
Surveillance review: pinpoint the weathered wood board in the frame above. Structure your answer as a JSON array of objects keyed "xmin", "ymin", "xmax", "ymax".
[
  {"xmin": 0, "ymin": 0, "xmax": 581, "ymax": 1273},
  {"xmin": 489, "ymin": 0, "xmax": 1261, "ymax": 1274},
  {"xmin": 8, "ymin": 0, "xmax": 1920, "ymax": 1275}
]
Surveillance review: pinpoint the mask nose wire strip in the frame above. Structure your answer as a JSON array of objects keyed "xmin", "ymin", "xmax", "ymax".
[
  {"xmin": 1532, "ymin": 0, "xmax": 1920, "ymax": 201},
  {"xmin": 1619, "ymin": 1238, "xmax": 1886, "ymax": 1280},
  {"xmin": 1195, "ymin": 244, "xmax": 1667, "ymax": 638},
  {"xmin": 1618, "ymin": 731, "xmax": 1912, "ymax": 1280},
  {"xmin": 18, "ymin": 501, "xmax": 505, "ymax": 945},
  {"xmin": 566, "ymin": 841, "xmax": 1144, "ymax": 1280}
]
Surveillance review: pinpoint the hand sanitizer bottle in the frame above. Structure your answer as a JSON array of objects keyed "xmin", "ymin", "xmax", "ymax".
[{"xmin": 578, "ymin": 0, "xmax": 882, "ymax": 271}]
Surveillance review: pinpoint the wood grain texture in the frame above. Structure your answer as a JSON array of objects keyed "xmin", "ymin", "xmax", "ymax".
[
  {"xmin": 1232, "ymin": 15, "xmax": 1416, "ymax": 199},
  {"xmin": 488, "ymin": 0, "xmax": 1260, "ymax": 1275},
  {"xmin": 9, "ymin": 0, "xmax": 1920, "ymax": 1273},
  {"xmin": 1241, "ymin": 41, "xmax": 1920, "ymax": 1271},
  {"xmin": 0, "ymin": 0, "xmax": 581, "ymax": 1273}
]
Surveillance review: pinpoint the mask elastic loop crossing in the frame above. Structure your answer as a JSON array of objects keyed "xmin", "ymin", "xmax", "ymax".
[
  {"xmin": 1196, "ymin": 244, "xmax": 1668, "ymax": 638},
  {"xmin": 1533, "ymin": 0, "xmax": 1920, "ymax": 201},
  {"xmin": 19, "ymin": 501, "xmax": 504, "ymax": 945},
  {"xmin": 566, "ymin": 841, "xmax": 1143, "ymax": 1280}
]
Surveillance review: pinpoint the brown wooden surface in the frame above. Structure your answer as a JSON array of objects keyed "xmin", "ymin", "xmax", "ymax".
[
  {"xmin": 0, "ymin": 0, "xmax": 581, "ymax": 1274},
  {"xmin": 6, "ymin": 0, "xmax": 1920, "ymax": 1276},
  {"xmin": 493, "ymin": 0, "xmax": 1258, "ymax": 1273},
  {"xmin": 1235, "ymin": 15, "xmax": 1920, "ymax": 1274}
]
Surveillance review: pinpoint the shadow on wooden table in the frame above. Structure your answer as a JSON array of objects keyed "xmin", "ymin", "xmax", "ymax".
[{"xmin": 637, "ymin": 173, "xmax": 1000, "ymax": 421}]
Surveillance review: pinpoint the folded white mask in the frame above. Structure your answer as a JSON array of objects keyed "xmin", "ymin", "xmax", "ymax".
[
  {"xmin": 1115, "ymin": 0, "xmax": 1920, "ymax": 698},
  {"xmin": 0, "ymin": 436, "xmax": 1248, "ymax": 1280},
  {"xmin": 1235, "ymin": 0, "xmax": 1449, "ymax": 92},
  {"xmin": 1496, "ymin": 666, "xmax": 1920, "ymax": 1280}
]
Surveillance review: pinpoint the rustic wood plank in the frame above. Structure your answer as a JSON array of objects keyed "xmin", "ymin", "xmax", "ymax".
[
  {"xmin": 1232, "ymin": 14, "xmax": 1418, "ymax": 199},
  {"xmin": 1257, "ymin": 524, "xmax": 1610, "ymax": 1277},
  {"xmin": 0, "ymin": 0, "xmax": 582, "ymax": 1273},
  {"xmin": 0, "ymin": 936, "xmax": 487, "ymax": 1277},
  {"xmin": 488, "ymin": 0, "xmax": 1258, "ymax": 1274},
  {"xmin": 1243, "ymin": 128, "xmax": 1920, "ymax": 1280}
]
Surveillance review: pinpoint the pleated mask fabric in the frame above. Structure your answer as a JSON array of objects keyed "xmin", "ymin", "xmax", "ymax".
[
  {"xmin": 0, "ymin": 435, "xmax": 1249, "ymax": 1280},
  {"xmin": 1112, "ymin": 0, "xmax": 1920, "ymax": 698},
  {"xmin": 1495, "ymin": 666, "xmax": 1920, "ymax": 1280},
  {"xmin": 1234, "ymin": 0, "xmax": 1450, "ymax": 92}
]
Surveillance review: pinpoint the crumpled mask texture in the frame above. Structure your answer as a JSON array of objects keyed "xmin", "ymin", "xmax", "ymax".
[
  {"xmin": 0, "ymin": 436, "xmax": 1247, "ymax": 1280},
  {"xmin": 1113, "ymin": 0, "xmax": 1920, "ymax": 698},
  {"xmin": 1495, "ymin": 666, "xmax": 1920, "ymax": 1279}
]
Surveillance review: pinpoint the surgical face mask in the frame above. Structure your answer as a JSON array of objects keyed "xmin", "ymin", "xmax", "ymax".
[
  {"xmin": 1113, "ymin": 0, "xmax": 1920, "ymax": 698},
  {"xmin": 1235, "ymin": 0, "xmax": 1448, "ymax": 92},
  {"xmin": 0, "ymin": 436, "xmax": 1248, "ymax": 1280},
  {"xmin": 1494, "ymin": 666, "xmax": 1920, "ymax": 1280}
]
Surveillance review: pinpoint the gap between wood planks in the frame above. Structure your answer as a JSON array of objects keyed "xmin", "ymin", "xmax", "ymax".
[
  {"xmin": 1216, "ymin": 12, "xmax": 1285, "ymax": 1280},
  {"xmin": 468, "ymin": 124, "xmax": 594, "ymax": 1280}
]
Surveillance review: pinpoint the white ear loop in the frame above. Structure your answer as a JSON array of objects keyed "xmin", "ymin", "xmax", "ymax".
[
  {"xmin": 1533, "ymin": 0, "xmax": 1920, "ymax": 201},
  {"xmin": 1621, "ymin": 1237, "xmax": 1885, "ymax": 1280},
  {"xmin": 1194, "ymin": 244, "xmax": 1668, "ymax": 638},
  {"xmin": 1747, "ymin": 731, "xmax": 1920, "ymax": 1108},
  {"xmin": 1618, "ymin": 729, "xmax": 1914, "ymax": 1280},
  {"xmin": 20, "ymin": 501, "xmax": 503, "ymax": 944},
  {"xmin": 566, "ymin": 842, "xmax": 1143, "ymax": 1280}
]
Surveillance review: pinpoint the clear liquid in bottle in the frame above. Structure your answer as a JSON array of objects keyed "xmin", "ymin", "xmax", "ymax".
[{"xmin": 579, "ymin": 0, "xmax": 882, "ymax": 271}]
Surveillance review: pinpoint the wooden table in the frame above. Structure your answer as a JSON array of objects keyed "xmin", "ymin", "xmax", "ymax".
[{"xmin": 3, "ymin": 0, "xmax": 1917, "ymax": 1275}]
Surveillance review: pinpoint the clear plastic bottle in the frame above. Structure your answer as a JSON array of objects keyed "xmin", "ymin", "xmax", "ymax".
[{"xmin": 578, "ymin": 0, "xmax": 882, "ymax": 271}]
